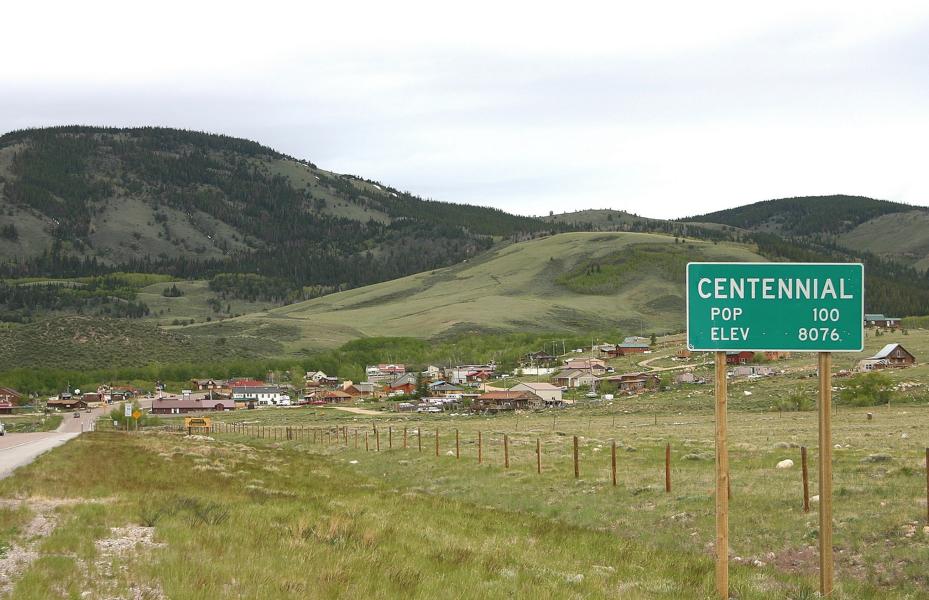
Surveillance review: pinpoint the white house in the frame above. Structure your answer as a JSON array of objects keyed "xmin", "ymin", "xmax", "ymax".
[{"xmin": 232, "ymin": 386, "xmax": 289, "ymax": 406}]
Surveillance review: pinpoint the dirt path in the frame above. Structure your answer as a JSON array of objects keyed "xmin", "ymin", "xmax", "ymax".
[
  {"xmin": 328, "ymin": 406, "xmax": 385, "ymax": 416},
  {"xmin": 637, "ymin": 353, "xmax": 703, "ymax": 373}
]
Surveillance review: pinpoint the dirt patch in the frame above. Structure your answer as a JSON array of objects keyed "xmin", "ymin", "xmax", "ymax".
[{"xmin": 0, "ymin": 497, "xmax": 117, "ymax": 595}]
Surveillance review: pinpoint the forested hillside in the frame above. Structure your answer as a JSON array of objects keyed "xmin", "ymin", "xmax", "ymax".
[{"xmin": 0, "ymin": 126, "xmax": 556, "ymax": 293}]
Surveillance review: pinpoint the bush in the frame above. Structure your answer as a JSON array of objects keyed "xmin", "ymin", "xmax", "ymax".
[{"xmin": 840, "ymin": 372, "xmax": 894, "ymax": 406}]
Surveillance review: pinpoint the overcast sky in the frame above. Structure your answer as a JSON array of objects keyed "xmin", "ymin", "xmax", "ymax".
[{"xmin": 3, "ymin": 1, "xmax": 929, "ymax": 219}]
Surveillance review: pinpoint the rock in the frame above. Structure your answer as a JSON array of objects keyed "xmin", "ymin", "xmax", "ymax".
[
  {"xmin": 743, "ymin": 391, "xmax": 752, "ymax": 396},
  {"xmin": 866, "ymin": 412, "xmax": 873, "ymax": 420},
  {"xmin": 901, "ymin": 433, "xmax": 909, "ymax": 439},
  {"xmin": 349, "ymin": 460, "xmax": 359, "ymax": 464},
  {"xmin": 752, "ymin": 559, "xmax": 766, "ymax": 567},
  {"xmin": 811, "ymin": 495, "xmax": 820, "ymax": 503},
  {"xmin": 446, "ymin": 451, "xmax": 455, "ymax": 456},
  {"xmin": 862, "ymin": 453, "xmax": 893, "ymax": 463},
  {"xmin": 834, "ymin": 444, "xmax": 842, "ymax": 449},
  {"xmin": 776, "ymin": 459, "xmax": 794, "ymax": 469}
]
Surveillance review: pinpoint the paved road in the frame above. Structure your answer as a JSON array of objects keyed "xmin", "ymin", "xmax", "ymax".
[{"xmin": 0, "ymin": 405, "xmax": 108, "ymax": 480}]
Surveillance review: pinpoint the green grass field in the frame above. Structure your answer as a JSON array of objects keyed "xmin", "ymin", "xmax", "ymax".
[{"xmin": 187, "ymin": 232, "xmax": 764, "ymax": 353}]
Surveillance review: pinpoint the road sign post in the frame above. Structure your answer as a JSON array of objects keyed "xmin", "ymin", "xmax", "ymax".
[{"xmin": 687, "ymin": 262, "xmax": 863, "ymax": 599}]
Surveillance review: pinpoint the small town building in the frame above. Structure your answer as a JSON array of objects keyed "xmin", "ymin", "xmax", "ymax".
[
  {"xmin": 191, "ymin": 379, "xmax": 229, "ymax": 392},
  {"xmin": 0, "ymin": 400, "xmax": 14, "ymax": 414},
  {"xmin": 726, "ymin": 351, "xmax": 755, "ymax": 365},
  {"xmin": 510, "ymin": 382, "xmax": 564, "ymax": 405},
  {"xmin": 231, "ymin": 386, "xmax": 288, "ymax": 406},
  {"xmin": 552, "ymin": 369, "xmax": 597, "ymax": 388},
  {"xmin": 365, "ymin": 364, "xmax": 407, "ymax": 382},
  {"xmin": 429, "ymin": 382, "xmax": 464, "ymax": 397},
  {"xmin": 864, "ymin": 314, "xmax": 901, "ymax": 329},
  {"xmin": 0, "ymin": 387, "xmax": 23, "ymax": 405},
  {"xmin": 151, "ymin": 395, "xmax": 233, "ymax": 414},
  {"xmin": 599, "ymin": 372, "xmax": 657, "ymax": 394},
  {"xmin": 615, "ymin": 341, "xmax": 650, "ymax": 356},
  {"xmin": 445, "ymin": 365, "xmax": 496, "ymax": 385},
  {"xmin": 763, "ymin": 351, "xmax": 792, "ymax": 361},
  {"xmin": 866, "ymin": 343, "xmax": 916, "ymax": 368},
  {"xmin": 388, "ymin": 373, "xmax": 418, "ymax": 395},
  {"xmin": 675, "ymin": 348, "xmax": 692, "ymax": 359},
  {"xmin": 47, "ymin": 397, "xmax": 89, "ymax": 411},
  {"xmin": 731, "ymin": 365, "xmax": 775, "ymax": 377},
  {"xmin": 473, "ymin": 391, "xmax": 542, "ymax": 412},
  {"xmin": 343, "ymin": 382, "xmax": 378, "ymax": 397},
  {"xmin": 525, "ymin": 350, "xmax": 557, "ymax": 365}
]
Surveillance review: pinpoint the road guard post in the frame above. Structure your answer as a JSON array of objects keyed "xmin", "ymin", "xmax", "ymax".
[{"xmin": 687, "ymin": 262, "xmax": 863, "ymax": 598}]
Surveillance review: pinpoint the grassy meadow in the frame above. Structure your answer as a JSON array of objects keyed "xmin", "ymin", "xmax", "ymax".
[{"xmin": 186, "ymin": 232, "xmax": 764, "ymax": 353}]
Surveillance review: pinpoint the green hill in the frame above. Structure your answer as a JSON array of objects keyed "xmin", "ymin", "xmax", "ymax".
[
  {"xmin": 191, "ymin": 232, "xmax": 764, "ymax": 352},
  {"xmin": 0, "ymin": 126, "xmax": 553, "ymax": 290}
]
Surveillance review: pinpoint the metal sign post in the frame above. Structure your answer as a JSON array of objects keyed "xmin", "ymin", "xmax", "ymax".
[{"xmin": 687, "ymin": 262, "xmax": 863, "ymax": 599}]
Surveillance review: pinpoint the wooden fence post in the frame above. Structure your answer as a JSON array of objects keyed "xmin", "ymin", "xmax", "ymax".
[
  {"xmin": 924, "ymin": 447, "xmax": 928, "ymax": 524},
  {"xmin": 715, "ymin": 351, "xmax": 729, "ymax": 599},
  {"xmin": 801, "ymin": 446, "xmax": 810, "ymax": 513},
  {"xmin": 478, "ymin": 431, "xmax": 482, "ymax": 464},
  {"xmin": 354, "ymin": 429, "xmax": 358, "ymax": 449},
  {"xmin": 455, "ymin": 429, "xmax": 460, "ymax": 459},
  {"xmin": 434, "ymin": 429, "xmax": 440, "ymax": 457},
  {"xmin": 611, "ymin": 440, "xmax": 617, "ymax": 486},
  {"xmin": 504, "ymin": 434, "xmax": 509, "ymax": 469},
  {"xmin": 375, "ymin": 426, "xmax": 380, "ymax": 452},
  {"xmin": 665, "ymin": 443, "xmax": 671, "ymax": 493},
  {"xmin": 365, "ymin": 431, "xmax": 369, "ymax": 451},
  {"xmin": 573, "ymin": 435, "xmax": 579, "ymax": 479},
  {"xmin": 403, "ymin": 427, "xmax": 407, "ymax": 449},
  {"xmin": 389, "ymin": 426, "xmax": 393, "ymax": 450},
  {"xmin": 818, "ymin": 352, "xmax": 833, "ymax": 597},
  {"xmin": 418, "ymin": 427, "xmax": 422, "ymax": 452},
  {"xmin": 536, "ymin": 437, "xmax": 541, "ymax": 474}
]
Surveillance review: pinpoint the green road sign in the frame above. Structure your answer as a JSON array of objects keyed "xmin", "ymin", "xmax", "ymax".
[{"xmin": 687, "ymin": 263, "xmax": 864, "ymax": 352}]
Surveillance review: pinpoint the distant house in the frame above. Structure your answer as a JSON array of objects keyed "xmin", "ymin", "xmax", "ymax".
[
  {"xmin": 365, "ymin": 364, "xmax": 406, "ymax": 382},
  {"xmin": 227, "ymin": 378, "xmax": 266, "ymax": 388},
  {"xmin": 616, "ymin": 341, "xmax": 650, "ymax": 356},
  {"xmin": 232, "ymin": 386, "xmax": 287, "ymax": 406},
  {"xmin": 552, "ymin": 369, "xmax": 597, "ymax": 388},
  {"xmin": 675, "ymin": 348, "xmax": 692, "ymax": 359},
  {"xmin": 510, "ymin": 382, "xmax": 563, "ymax": 405},
  {"xmin": 446, "ymin": 365, "xmax": 496, "ymax": 385},
  {"xmin": 319, "ymin": 390, "xmax": 352, "ymax": 404},
  {"xmin": 151, "ymin": 395, "xmax": 233, "ymax": 414},
  {"xmin": 599, "ymin": 372, "xmax": 657, "ymax": 394},
  {"xmin": 0, "ymin": 387, "xmax": 22, "ymax": 405},
  {"xmin": 731, "ymin": 365, "xmax": 775, "ymax": 377},
  {"xmin": 764, "ymin": 351, "xmax": 792, "ymax": 361},
  {"xmin": 564, "ymin": 358, "xmax": 607, "ymax": 375},
  {"xmin": 191, "ymin": 379, "xmax": 229, "ymax": 392},
  {"xmin": 597, "ymin": 344, "xmax": 619, "ymax": 358},
  {"xmin": 867, "ymin": 343, "xmax": 915, "ymax": 368},
  {"xmin": 473, "ymin": 391, "xmax": 541, "ymax": 412},
  {"xmin": 525, "ymin": 350, "xmax": 557, "ymax": 365},
  {"xmin": 726, "ymin": 351, "xmax": 754, "ymax": 365},
  {"xmin": 429, "ymin": 382, "xmax": 464, "ymax": 397},
  {"xmin": 344, "ymin": 381, "xmax": 378, "ymax": 397},
  {"xmin": 81, "ymin": 392, "xmax": 103, "ymax": 404},
  {"xmin": 864, "ymin": 314, "xmax": 901, "ymax": 329},
  {"xmin": 423, "ymin": 365, "xmax": 444, "ymax": 381},
  {"xmin": 47, "ymin": 397, "xmax": 88, "ymax": 411},
  {"xmin": 0, "ymin": 400, "xmax": 14, "ymax": 414},
  {"xmin": 388, "ymin": 373, "xmax": 419, "ymax": 395}
]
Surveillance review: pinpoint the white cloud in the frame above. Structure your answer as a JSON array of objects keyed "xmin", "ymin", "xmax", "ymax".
[{"xmin": 3, "ymin": 1, "xmax": 929, "ymax": 218}]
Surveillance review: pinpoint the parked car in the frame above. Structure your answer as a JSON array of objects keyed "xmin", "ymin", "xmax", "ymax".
[
  {"xmin": 73, "ymin": 412, "xmax": 81, "ymax": 418},
  {"xmin": 585, "ymin": 392, "xmax": 598, "ymax": 398},
  {"xmin": 0, "ymin": 422, "xmax": 5, "ymax": 436}
]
